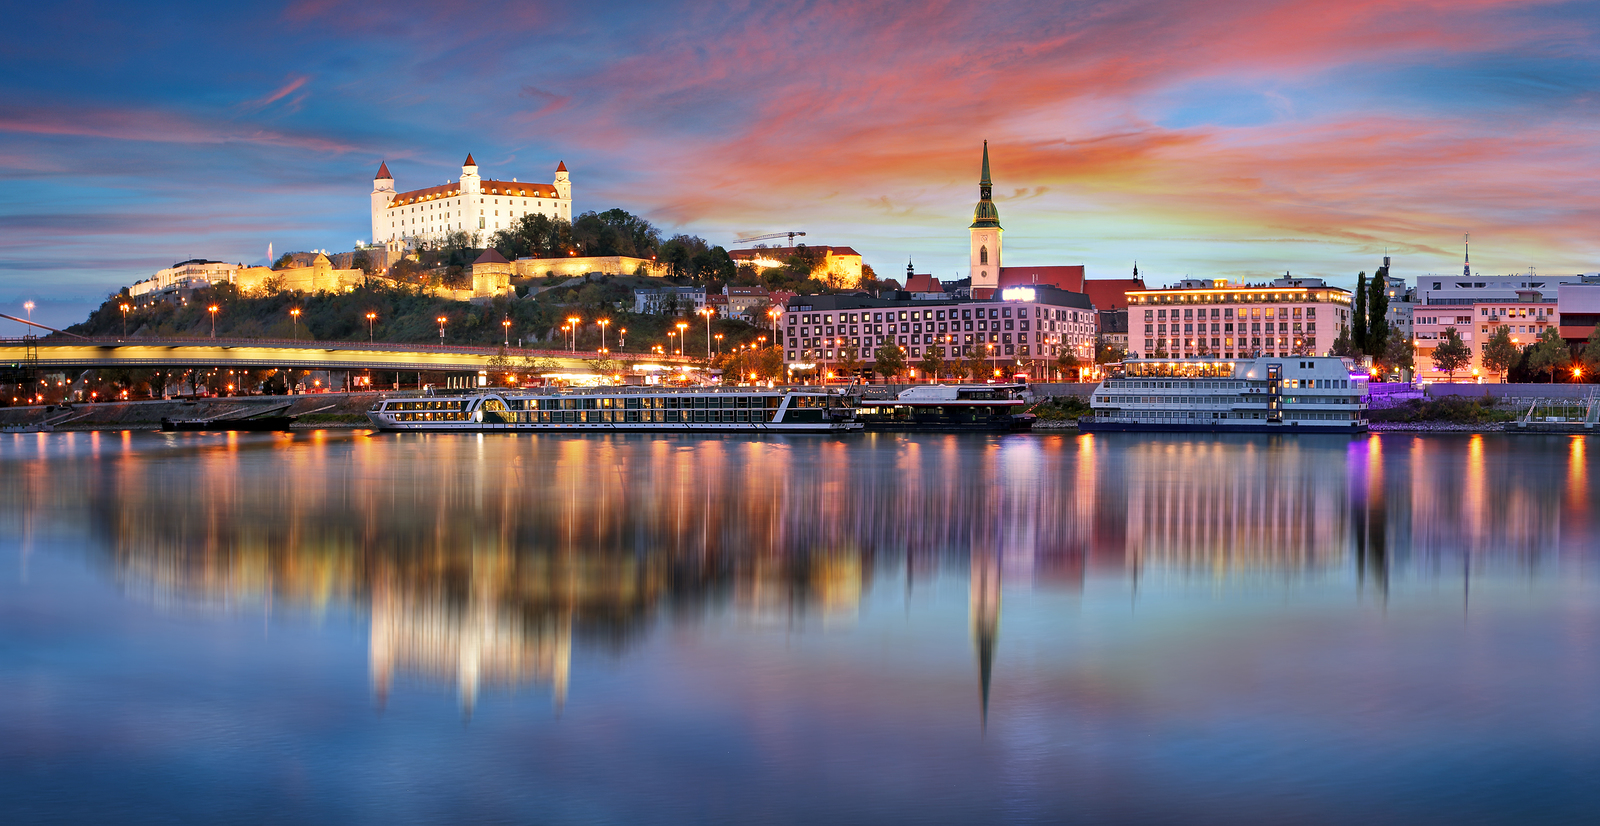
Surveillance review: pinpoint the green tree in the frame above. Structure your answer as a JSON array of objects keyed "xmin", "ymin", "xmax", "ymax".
[
  {"xmin": 919, "ymin": 346, "xmax": 946, "ymax": 382},
  {"xmin": 1095, "ymin": 335, "xmax": 1124, "ymax": 365},
  {"xmin": 1055, "ymin": 349, "xmax": 1081, "ymax": 381},
  {"xmin": 837, "ymin": 345, "xmax": 862, "ymax": 383},
  {"xmin": 493, "ymin": 213, "xmax": 574, "ymax": 260},
  {"xmin": 961, "ymin": 351, "xmax": 988, "ymax": 382},
  {"xmin": 874, "ymin": 343, "xmax": 907, "ymax": 383},
  {"xmin": 1352, "ymin": 271, "xmax": 1368, "ymax": 355},
  {"xmin": 1330, "ymin": 324, "xmax": 1356, "ymax": 357},
  {"xmin": 274, "ymin": 253, "xmax": 296, "ymax": 269},
  {"xmin": 571, "ymin": 208, "xmax": 661, "ymax": 258},
  {"xmin": 1527, "ymin": 326, "xmax": 1572, "ymax": 383},
  {"xmin": 1366, "ymin": 266, "xmax": 1389, "ymax": 354},
  {"xmin": 1582, "ymin": 326, "xmax": 1600, "ymax": 380},
  {"xmin": 1431, "ymin": 327, "xmax": 1471, "ymax": 380},
  {"xmin": 1381, "ymin": 327, "xmax": 1414, "ymax": 375},
  {"xmin": 1481, "ymin": 325, "xmax": 1518, "ymax": 381}
]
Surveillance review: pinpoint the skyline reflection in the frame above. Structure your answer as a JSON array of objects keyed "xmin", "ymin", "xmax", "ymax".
[{"xmin": 1, "ymin": 430, "xmax": 1595, "ymax": 712}]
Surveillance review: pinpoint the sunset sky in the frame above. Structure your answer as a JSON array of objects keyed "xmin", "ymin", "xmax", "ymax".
[{"xmin": 3, "ymin": 0, "xmax": 1598, "ymax": 327}]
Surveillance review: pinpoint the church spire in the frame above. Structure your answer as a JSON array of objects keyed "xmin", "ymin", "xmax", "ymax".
[{"xmin": 970, "ymin": 140, "xmax": 1001, "ymax": 229}]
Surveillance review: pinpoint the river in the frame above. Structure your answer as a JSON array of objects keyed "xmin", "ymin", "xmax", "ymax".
[{"xmin": 1, "ymin": 430, "xmax": 1596, "ymax": 824}]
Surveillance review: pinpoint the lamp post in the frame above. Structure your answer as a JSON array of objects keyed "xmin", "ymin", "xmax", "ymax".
[
  {"xmin": 675, "ymin": 321, "xmax": 688, "ymax": 355},
  {"xmin": 619, "ymin": 327, "xmax": 627, "ymax": 349},
  {"xmin": 366, "ymin": 311, "xmax": 377, "ymax": 342},
  {"xmin": 567, "ymin": 316, "xmax": 580, "ymax": 352},
  {"xmin": 699, "ymin": 308, "xmax": 713, "ymax": 360},
  {"xmin": 437, "ymin": 315, "xmax": 447, "ymax": 344},
  {"xmin": 290, "ymin": 308, "xmax": 301, "ymax": 340},
  {"xmin": 22, "ymin": 301, "xmax": 33, "ymax": 335},
  {"xmin": 668, "ymin": 331, "xmax": 677, "ymax": 355},
  {"xmin": 597, "ymin": 318, "xmax": 610, "ymax": 353},
  {"xmin": 208, "ymin": 305, "xmax": 219, "ymax": 338},
  {"xmin": 988, "ymin": 342, "xmax": 996, "ymax": 380},
  {"xmin": 714, "ymin": 333, "xmax": 723, "ymax": 356},
  {"xmin": 502, "ymin": 316, "xmax": 511, "ymax": 348},
  {"xmin": 119, "ymin": 302, "xmax": 130, "ymax": 338}
]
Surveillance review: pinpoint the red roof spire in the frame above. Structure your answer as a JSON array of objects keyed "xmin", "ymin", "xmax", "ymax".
[
  {"xmin": 374, "ymin": 161, "xmax": 392, "ymax": 179},
  {"xmin": 463, "ymin": 153, "xmax": 476, "ymax": 167},
  {"xmin": 556, "ymin": 160, "xmax": 567, "ymax": 172}
]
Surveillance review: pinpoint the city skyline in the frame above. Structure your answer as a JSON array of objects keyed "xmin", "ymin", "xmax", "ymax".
[{"xmin": 4, "ymin": 0, "xmax": 1600, "ymax": 328}]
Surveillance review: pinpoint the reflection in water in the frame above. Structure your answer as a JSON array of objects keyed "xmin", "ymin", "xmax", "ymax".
[{"xmin": 1, "ymin": 430, "xmax": 1595, "ymax": 714}]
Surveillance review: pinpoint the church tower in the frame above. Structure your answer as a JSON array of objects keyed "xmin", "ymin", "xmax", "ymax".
[
  {"xmin": 969, "ymin": 141, "xmax": 1002, "ymax": 296},
  {"xmin": 371, "ymin": 161, "xmax": 395, "ymax": 244},
  {"xmin": 553, "ymin": 160, "xmax": 570, "ymax": 201}
]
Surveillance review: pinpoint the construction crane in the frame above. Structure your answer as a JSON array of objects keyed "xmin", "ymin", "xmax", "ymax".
[{"xmin": 732, "ymin": 231, "xmax": 806, "ymax": 247}]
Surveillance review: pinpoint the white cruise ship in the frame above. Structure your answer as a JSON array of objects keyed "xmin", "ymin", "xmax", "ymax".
[
  {"xmin": 367, "ymin": 387, "xmax": 861, "ymax": 433},
  {"xmin": 1081, "ymin": 357, "xmax": 1369, "ymax": 433}
]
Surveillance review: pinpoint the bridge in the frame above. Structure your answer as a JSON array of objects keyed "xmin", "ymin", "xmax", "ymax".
[{"xmin": 0, "ymin": 336, "xmax": 693, "ymax": 375}]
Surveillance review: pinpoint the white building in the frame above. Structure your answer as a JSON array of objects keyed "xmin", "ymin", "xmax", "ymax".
[
  {"xmin": 371, "ymin": 154, "xmax": 571, "ymax": 247},
  {"xmin": 1412, "ymin": 270, "xmax": 1590, "ymax": 379},
  {"xmin": 129, "ymin": 259, "xmax": 239, "ymax": 298}
]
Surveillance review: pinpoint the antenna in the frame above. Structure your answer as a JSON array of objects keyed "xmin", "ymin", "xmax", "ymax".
[{"xmin": 1463, "ymin": 233, "xmax": 1471, "ymax": 278}]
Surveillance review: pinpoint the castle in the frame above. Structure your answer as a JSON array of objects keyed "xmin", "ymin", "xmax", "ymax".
[{"xmin": 371, "ymin": 154, "xmax": 571, "ymax": 246}]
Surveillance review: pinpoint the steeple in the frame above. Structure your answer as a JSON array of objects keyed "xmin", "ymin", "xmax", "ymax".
[
  {"xmin": 374, "ymin": 161, "xmax": 392, "ymax": 181},
  {"xmin": 970, "ymin": 140, "xmax": 1001, "ymax": 229}
]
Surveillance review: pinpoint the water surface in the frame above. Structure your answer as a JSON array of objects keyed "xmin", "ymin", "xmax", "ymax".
[{"xmin": 2, "ymin": 430, "xmax": 1597, "ymax": 824}]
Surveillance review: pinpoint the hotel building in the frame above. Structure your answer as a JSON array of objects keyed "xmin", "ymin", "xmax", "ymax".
[
  {"xmin": 1126, "ymin": 277, "xmax": 1353, "ymax": 359},
  {"xmin": 1412, "ymin": 272, "xmax": 1590, "ymax": 380},
  {"xmin": 779, "ymin": 285, "xmax": 1097, "ymax": 377}
]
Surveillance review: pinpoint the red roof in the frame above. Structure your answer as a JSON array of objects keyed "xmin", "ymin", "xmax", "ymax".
[
  {"xmin": 388, "ymin": 179, "xmax": 560, "ymax": 204},
  {"xmin": 997, "ymin": 265, "xmax": 1085, "ymax": 292},
  {"xmin": 464, "ymin": 153, "xmax": 477, "ymax": 167},
  {"xmin": 473, "ymin": 248, "xmax": 509, "ymax": 265},
  {"xmin": 374, "ymin": 161, "xmax": 392, "ymax": 180},
  {"xmin": 905, "ymin": 273, "xmax": 942, "ymax": 293},
  {"xmin": 556, "ymin": 160, "xmax": 567, "ymax": 172},
  {"xmin": 1081, "ymin": 278, "xmax": 1146, "ymax": 311},
  {"xmin": 390, "ymin": 181, "xmax": 461, "ymax": 204}
]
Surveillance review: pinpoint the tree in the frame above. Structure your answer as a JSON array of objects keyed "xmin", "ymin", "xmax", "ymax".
[
  {"xmin": 960, "ymin": 351, "xmax": 988, "ymax": 382},
  {"xmin": 1094, "ymin": 335, "xmax": 1124, "ymax": 365},
  {"xmin": 493, "ymin": 213, "xmax": 574, "ymax": 260},
  {"xmin": 1431, "ymin": 327, "xmax": 1471, "ymax": 380},
  {"xmin": 920, "ymin": 346, "xmax": 946, "ymax": 382},
  {"xmin": 1055, "ymin": 350, "xmax": 1082, "ymax": 381},
  {"xmin": 1330, "ymin": 324, "xmax": 1356, "ymax": 357},
  {"xmin": 1381, "ymin": 327, "xmax": 1414, "ymax": 376},
  {"xmin": 571, "ymin": 208, "xmax": 661, "ymax": 258},
  {"xmin": 1352, "ymin": 271, "xmax": 1368, "ymax": 354},
  {"xmin": 1481, "ymin": 325, "xmax": 1518, "ymax": 381},
  {"xmin": 1366, "ymin": 266, "xmax": 1389, "ymax": 354},
  {"xmin": 1527, "ymin": 326, "xmax": 1572, "ymax": 383},
  {"xmin": 874, "ymin": 343, "xmax": 907, "ymax": 383},
  {"xmin": 274, "ymin": 252, "xmax": 296, "ymax": 270},
  {"xmin": 1582, "ymin": 326, "xmax": 1600, "ymax": 380},
  {"xmin": 837, "ymin": 345, "xmax": 862, "ymax": 383}
]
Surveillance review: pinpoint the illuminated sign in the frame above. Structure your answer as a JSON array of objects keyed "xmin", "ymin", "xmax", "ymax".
[{"xmin": 1001, "ymin": 287, "xmax": 1037, "ymax": 302}]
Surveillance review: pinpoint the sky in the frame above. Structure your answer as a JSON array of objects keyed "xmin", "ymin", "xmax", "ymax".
[{"xmin": 2, "ymin": 0, "xmax": 1599, "ymax": 328}]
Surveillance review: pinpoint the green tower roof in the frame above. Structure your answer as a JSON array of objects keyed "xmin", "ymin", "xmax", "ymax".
[{"xmin": 970, "ymin": 141, "xmax": 1001, "ymax": 229}]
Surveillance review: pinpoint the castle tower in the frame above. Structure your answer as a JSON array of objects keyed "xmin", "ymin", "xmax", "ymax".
[
  {"xmin": 370, "ymin": 161, "xmax": 395, "ymax": 245},
  {"xmin": 553, "ymin": 160, "xmax": 571, "ymax": 202},
  {"xmin": 969, "ymin": 141, "xmax": 1002, "ymax": 295},
  {"xmin": 460, "ymin": 153, "xmax": 482, "ymax": 244}
]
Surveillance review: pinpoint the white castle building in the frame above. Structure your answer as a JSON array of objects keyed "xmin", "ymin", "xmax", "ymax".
[{"xmin": 371, "ymin": 154, "xmax": 571, "ymax": 246}]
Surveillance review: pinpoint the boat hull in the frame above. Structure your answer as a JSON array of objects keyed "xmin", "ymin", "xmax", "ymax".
[
  {"xmin": 1078, "ymin": 419, "xmax": 1366, "ymax": 435},
  {"xmin": 363, "ymin": 414, "xmax": 859, "ymax": 434}
]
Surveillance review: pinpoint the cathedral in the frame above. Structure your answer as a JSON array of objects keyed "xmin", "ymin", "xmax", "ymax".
[
  {"xmin": 966, "ymin": 141, "xmax": 1091, "ymax": 300},
  {"xmin": 370, "ymin": 154, "xmax": 571, "ymax": 247}
]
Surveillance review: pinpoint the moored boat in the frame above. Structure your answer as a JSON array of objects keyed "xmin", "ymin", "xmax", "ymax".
[
  {"xmin": 366, "ymin": 387, "xmax": 861, "ymax": 433},
  {"xmin": 854, "ymin": 384, "xmax": 1035, "ymax": 432},
  {"xmin": 1080, "ymin": 356, "xmax": 1368, "ymax": 433}
]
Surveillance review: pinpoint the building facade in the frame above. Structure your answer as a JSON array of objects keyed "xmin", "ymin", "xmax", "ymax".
[
  {"xmin": 729, "ymin": 246, "xmax": 863, "ymax": 290},
  {"xmin": 779, "ymin": 286, "xmax": 1096, "ymax": 377},
  {"xmin": 371, "ymin": 155, "xmax": 571, "ymax": 246},
  {"xmin": 1126, "ymin": 277, "xmax": 1352, "ymax": 359},
  {"xmin": 129, "ymin": 259, "xmax": 239, "ymax": 298},
  {"xmin": 1412, "ymin": 271, "xmax": 1590, "ymax": 380}
]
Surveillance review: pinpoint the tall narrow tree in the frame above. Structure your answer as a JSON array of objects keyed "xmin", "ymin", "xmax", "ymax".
[
  {"xmin": 1352, "ymin": 272, "xmax": 1368, "ymax": 355},
  {"xmin": 1367, "ymin": 265, "xmax": 1389, "ymax": 354}
]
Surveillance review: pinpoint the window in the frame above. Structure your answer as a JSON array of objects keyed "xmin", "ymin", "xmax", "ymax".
[{"xmin": 980, "ymin": 246, "xmax": 988, "ymax": 264}]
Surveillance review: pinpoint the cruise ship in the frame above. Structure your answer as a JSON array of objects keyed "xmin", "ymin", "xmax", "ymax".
[
  {"xmin": 854, "ymin": 384, "xmax": 1035, "ymax": 432},
  {"xmin": 1080, "ymin": 357, "xmax": 1368, "ymax": 433},
  {"xmin": 366, "ymin": 387, "xmax": 862, "ymax": 433}
]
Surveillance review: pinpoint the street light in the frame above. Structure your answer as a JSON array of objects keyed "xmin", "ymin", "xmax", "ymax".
[
  {"xmin": 22, "ymin": 301, "xmax": 33, "ymax": 334},
  {"xmin": 290, "ymin": 308, "xmax": 301, "ymax": 340},
  {"xmin": 597, "ymin": 318, "xmax": 610, "ymax": 353},
  {"xmin": 987, "ymin": 342, "xmax": 996, "ymax": 379},
  {"xmin": 567, "ymin": 316, "xmax": 580, "ymax": 352},
  {"xmin": 668, "ymin": 330, "xmax": 678, "ymax": 355},
  {"xmin": 208, "ymin": 304, "xmax": 219, "ymax": 338},
  {"xmin": 437, "ymin": 315, "xmax": 447, "ymax": 344},
  {"xmin": 119, "ymin": 302, "xmax": 130, "ymax": 338},
  {"xmin": 698, "ymin": 307, "xmax": 714, "ymax": 360},
  {"xmin": 714, "ymin": 333, "xmax": 723, "ymax": 356},
  {"xmin": 619, "ymin": 327, "xmax": 627, "ymax": 349},
  {"xmin": 366, "ymin": 311, "xmax": 377, "ymax": 342},
  {"xmin": 502, "ymin": 316, "xmax": 511, "ymax": 348},
  {"xmin": 675, "ymin": 321, "xmax": 688, "ymax": 355}
]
